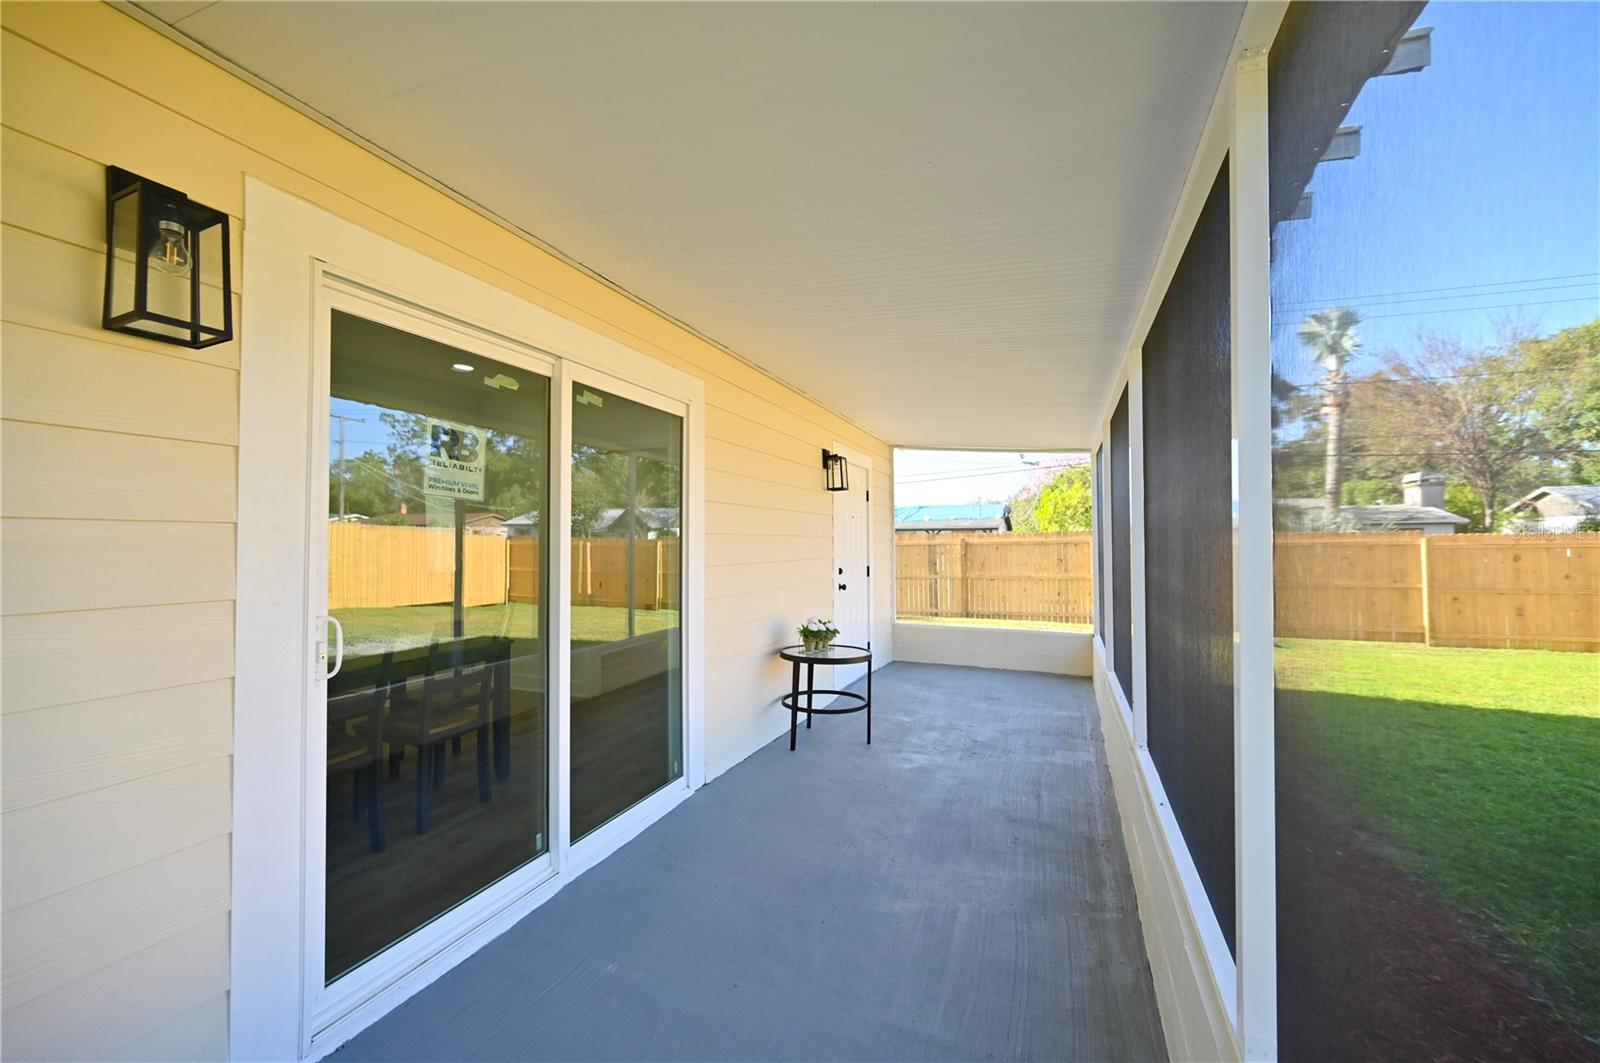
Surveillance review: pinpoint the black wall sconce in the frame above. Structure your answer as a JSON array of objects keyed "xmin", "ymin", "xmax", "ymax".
[
  {"xmin": 822, "ymin": 449, "xmax": 850, "ymax": 491},
  {"xmin": 103, "ymin": 166, "xmax": 233, "ymax": 349}
]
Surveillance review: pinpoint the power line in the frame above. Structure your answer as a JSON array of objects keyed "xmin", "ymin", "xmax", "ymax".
[
  {"xmin": 1272, "ymin": 449, "xmax": 1585, "ymax": 460},
  {"xmin": 898, "ymin": 463, "xmax": 1054, "ymax": 483},
  {"xmin": 897, "ymin": 460, "xmax": 1086, "ymax": 486},
  {"xmin": 1279, "ymin": 281, "xmax": 1597, "ymax": 317},
  {"xmin": 1279, "ymin": 366, "xmax": 1586, "ymax": 391},
  {"xmin": 1271, "ymin": 271, "xmax": 1600, "ymax": 311},
  {"xmin": 1271, "ymin": 295, "xmax": 1597, "ymax": 327}
]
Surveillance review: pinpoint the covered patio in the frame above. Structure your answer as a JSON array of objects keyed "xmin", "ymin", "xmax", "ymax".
[
  {"xmin": 332, "ymin": 663, "xmax": 1163, "ymax": 1062},
  {"xmin": 6, "ymin": 2, "xmax": 1592, "ymax": 1060}
]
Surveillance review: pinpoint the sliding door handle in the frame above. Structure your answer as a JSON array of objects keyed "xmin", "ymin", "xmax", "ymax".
[{"xmin": 323, "ymin": 615, "xmax": 345, "ymax": 680}]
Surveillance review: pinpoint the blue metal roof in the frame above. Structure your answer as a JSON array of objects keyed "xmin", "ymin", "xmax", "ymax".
[{"xmin": 893, "ymin": 503, "xmax": 1007, "ymax": 523}]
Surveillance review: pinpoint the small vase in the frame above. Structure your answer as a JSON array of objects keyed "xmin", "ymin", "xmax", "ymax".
[{"xmin": 803, "ymin": 635, "xmax": 829, "ymax": 652}]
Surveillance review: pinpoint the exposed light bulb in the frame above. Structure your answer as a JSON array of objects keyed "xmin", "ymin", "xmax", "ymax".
[{"xmin": 150, "ymin": 220, "xmax": 192, "ymax": 276}]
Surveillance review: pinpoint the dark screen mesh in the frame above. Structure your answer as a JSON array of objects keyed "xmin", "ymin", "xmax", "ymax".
[
  {"xmin": 1142, "ymin": 162, "xmax": 1235, "ymax": 955},
  {"xmin": 1109, "ymin": 389, "xmax": 1132, "ymax": 702},
  {"xmin": 1269, "ymin": 1, "xmax": 1600, "ymax": 1058}
]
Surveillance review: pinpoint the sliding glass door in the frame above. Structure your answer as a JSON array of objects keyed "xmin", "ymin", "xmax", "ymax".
[
  {"xmin": 569, "ymin": 382, "xmax": 684, "ymax": 840},
  {"xmin": 321, "ymin": 307, "xmax": 550, "ymax": 983},
  {"xmin": 309, "ymin": 289, "xmax": 693, "ymax": 1012}
]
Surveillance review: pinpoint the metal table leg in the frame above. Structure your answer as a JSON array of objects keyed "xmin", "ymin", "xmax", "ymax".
[
  {"xmin": 789, "ymin": 659, "xmax": 800, "ymax": 751},
  {"xmin": 806, "ymin": 662, "xmax": 814, "ymax": 729}
]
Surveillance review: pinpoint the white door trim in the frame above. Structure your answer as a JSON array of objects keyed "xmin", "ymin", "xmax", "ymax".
[
  {"xmin": 235, "ymin": 178, "xmax": 706, "ymax": 1062},
  {"xmin": 830, "ymin": 441, "xmax": 873, "ymax": 662}
]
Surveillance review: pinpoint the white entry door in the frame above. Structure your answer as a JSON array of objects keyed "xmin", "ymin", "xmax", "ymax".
[{"xmin": 831, "ymin": 444, "xmax": 872, "ymax": 691}]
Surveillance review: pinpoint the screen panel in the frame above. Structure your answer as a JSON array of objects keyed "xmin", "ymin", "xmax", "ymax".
[
  {"xmin": 1109, "ymin": 389, "xmax": 1133, "ymax": 703},
  {"xmin": 1142, "ymin": 162, "xmax": 1235, "ymax": 954},
  {"xmin": 1269, "ymin": 2, "xmax": 1600, "ymax": 1057}
]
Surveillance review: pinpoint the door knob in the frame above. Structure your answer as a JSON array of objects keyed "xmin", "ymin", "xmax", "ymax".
[{"xmin": 838, "ymin": 583, "xmax": 847, "ymax": 591}]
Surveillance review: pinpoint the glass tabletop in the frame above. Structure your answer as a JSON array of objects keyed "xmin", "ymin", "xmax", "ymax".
[{"xmin": 778, "ymin": 643, "xmax": 871, "ymax": 663}]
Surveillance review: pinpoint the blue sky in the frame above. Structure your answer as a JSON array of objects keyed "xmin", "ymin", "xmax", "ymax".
[
  {"xmin": 1270, "ymin": 1, "xmax": 1600, "ymax": 384},
  {"xmin": 894, "ymin": 450, "xmax": 1086, "ymax": 507}
]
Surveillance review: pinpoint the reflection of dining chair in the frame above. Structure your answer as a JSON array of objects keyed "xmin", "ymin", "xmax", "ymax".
[
  {"xmin": 487, "ymin": 636, "xmax": 514, "ymax": 782},
  {"xmin": 327, "ymin": 652, "xmax": 391, "ymax": 853},
  {"xmin": 386, "ymin": 639, "xmax": 495, "ymax": 834}
]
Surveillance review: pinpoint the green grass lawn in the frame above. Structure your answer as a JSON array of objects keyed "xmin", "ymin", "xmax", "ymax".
[
  {"xmin": 897, "ymin": 614, "xmax": 1093, "ymax": 633},
  {"xmin": 334, "ymin": 602, "xmax": 678, "ymax": 653},
  {"xmin": 1277, "ymin": 639, "xmax": 1600, "ymax": 1037}
]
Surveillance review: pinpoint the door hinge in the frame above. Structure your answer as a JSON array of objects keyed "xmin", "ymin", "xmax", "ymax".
[
  {"xmin": 866, "ymin": 490, "xmax": 871, "ymax": 502},
  {"xmin": 866, "ymin": 565, "xmax": 871, "ymax": 577}
]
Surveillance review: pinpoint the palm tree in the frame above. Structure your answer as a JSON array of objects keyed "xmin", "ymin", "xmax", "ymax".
[{"xmin": 1297, "ymin": 308, "xmax": 1363, "ymax": 514}]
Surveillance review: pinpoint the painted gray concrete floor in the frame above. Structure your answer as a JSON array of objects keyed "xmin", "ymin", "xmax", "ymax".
[{"xmin": 332, "ymin": 662, "xmax": 1167, "ymax": 1062}]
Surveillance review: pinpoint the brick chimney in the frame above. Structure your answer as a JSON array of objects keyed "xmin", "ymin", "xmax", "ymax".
[{"xmin": 1402, "ymin": 471, "xmax": 1446, "ymax": 509}]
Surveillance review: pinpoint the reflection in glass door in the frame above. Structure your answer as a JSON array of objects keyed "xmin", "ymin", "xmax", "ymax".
[
  {"xmin": 570, "ymin": 384, "xmax": 683, "ymax": 840},
  {"xmin": 323, "ymin": 310, "xmax": 549, "ymax": 982}
]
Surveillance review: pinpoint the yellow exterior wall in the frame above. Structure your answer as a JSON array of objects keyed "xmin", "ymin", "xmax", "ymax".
[{"xmin": 0, "ymin": 3, "xmax": 894, "ymax": 1058}]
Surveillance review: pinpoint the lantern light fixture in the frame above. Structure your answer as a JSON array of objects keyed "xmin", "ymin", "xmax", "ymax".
[
  {"xmin": 102, "ymin": 166, "xmax": 233, "ymax": 349},
  {"xmin": 822, "ymin": 448, "xmax": 850, "ymax": 492}
]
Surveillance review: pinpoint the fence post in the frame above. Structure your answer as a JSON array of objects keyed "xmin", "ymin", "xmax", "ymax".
[
  {"xmin": 955, "ymin": 537, "xmax": 967, "ymax": 617},
  {"xmin": 1419, "ymin": 535, "xmax": 1434, "ymax": 647}
]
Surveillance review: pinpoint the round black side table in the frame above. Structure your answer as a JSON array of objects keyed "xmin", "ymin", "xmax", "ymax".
[{"xmin": 778, "ymin": 643, "xmax": 872, "ymax": 750}]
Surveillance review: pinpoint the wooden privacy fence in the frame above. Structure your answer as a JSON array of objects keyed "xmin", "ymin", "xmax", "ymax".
[
  {"xmin": 896, "ymin": 530, "xmax": 1598, "ymax": 651},
  {"xmin": 335, "ymin": 524, "xmax": 1595, "ymax": 650},
  {"xmin": 328, "ymin": 524, "xmax": 508, "ymax": 609},
  {"xmin": 897, "ymin": 532, "xmax": 1094, "ymax": 624},
  {"xmin": 1274, "ymin": 532, "xmax": 1600, "ymax": 652},
  {"xmin": 328, "ymin": 524, "xmax": 679, "ymax": 611}
]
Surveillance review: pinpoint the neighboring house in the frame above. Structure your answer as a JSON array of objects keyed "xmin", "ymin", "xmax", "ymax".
[
  {"xmin": 1279, "ymin": 472, "xmax": 1469, "ymax": 535},
  {"xmin": 1508, "ymin": 485, "xmax": 1600, "ymax": 532},
  {"xmin": 894, "ymin": 503, "xmax": 1012, "ymax": 534},
  {"xmin": 504, "ymin": 510, "xmax": 540, "ymax": 536},
  {"xmin": 590, "ymin": 506, "xmax": 680, "ymax": 538}
]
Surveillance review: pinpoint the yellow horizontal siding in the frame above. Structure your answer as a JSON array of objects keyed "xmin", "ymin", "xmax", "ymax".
[
  {"xmin": 1, "ymin": 836, "xmax": 230, "ymax": 1007},
  {"xmin": 1, "ymin": 420, "xmax": 237, "ymax": 523},
  {"xmin": 0, "ymin": 4, "xmax": 894, "ymax": 1058},
  {"xmin": 2, "ymin": 520, "xmax": 235, "ymax": 614},
  {"xmin": 2, "ymin": 322, "xmax": 239, "ymax": 444},
  {"xmin": 1, "ymin": 757, "xmax": 232, "ymax": 911},
  {"xmin": 0, "ymin": 913, "xmax": 230, "ymax": 1063},
  {"xmin": 2, "ymin": 680, "xmax": 233, "ymax": 812}
]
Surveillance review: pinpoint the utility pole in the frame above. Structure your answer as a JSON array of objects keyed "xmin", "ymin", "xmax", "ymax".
[{"xmin": 331, "ymin": 413, "xmax": 366, "ymax": 519}]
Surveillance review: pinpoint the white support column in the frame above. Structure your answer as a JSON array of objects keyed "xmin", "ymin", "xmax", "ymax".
[
  {"xmin": 1229, "ymin": 41, "xmax": 1278, "ymax": 1061},
  {"xmin": 1098, "ymin": 429, "xmax": 1113, "ymax": 666},
  {"xmin": 1127, "ymin": 348, "xmax": 1150, "ymax": 748}
]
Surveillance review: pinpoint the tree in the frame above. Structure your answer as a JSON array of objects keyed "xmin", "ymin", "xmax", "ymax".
[
  {"xmin": 1504, "ymin": 319, "xmax": 1600, "ymax": 483},
  {"xmin": 1354, "ymin": 334, "xmax": 1551, "ymax": 531},
  {"xmin": 1444, "ymin": 483, "xmax": 1486, "ymax": 532},
  {"xmin": 1341, "ymin": 478, "xmax": 1399, "ymax": 505},
  {"xmin": 330, "ymin": 448, "xmax": 411, "ymax": 518},
  {"xmin": 1009, "ymin": 463, "xmax": 1093, "ymax": 533},
  {"xmin": 1296, "ymin": 308, "xmax": 1363, "ymax": 514}
]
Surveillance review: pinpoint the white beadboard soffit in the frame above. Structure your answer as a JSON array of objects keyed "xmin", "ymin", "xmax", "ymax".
[{"xmin": 132, "ymin": 1, "xmax": 1243, "ymax": 450}]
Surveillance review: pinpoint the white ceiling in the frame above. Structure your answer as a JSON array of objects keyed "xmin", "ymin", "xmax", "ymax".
[{"xmin": 135, "ymin": 1, "xmax": 1242, "ymax": 448}]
